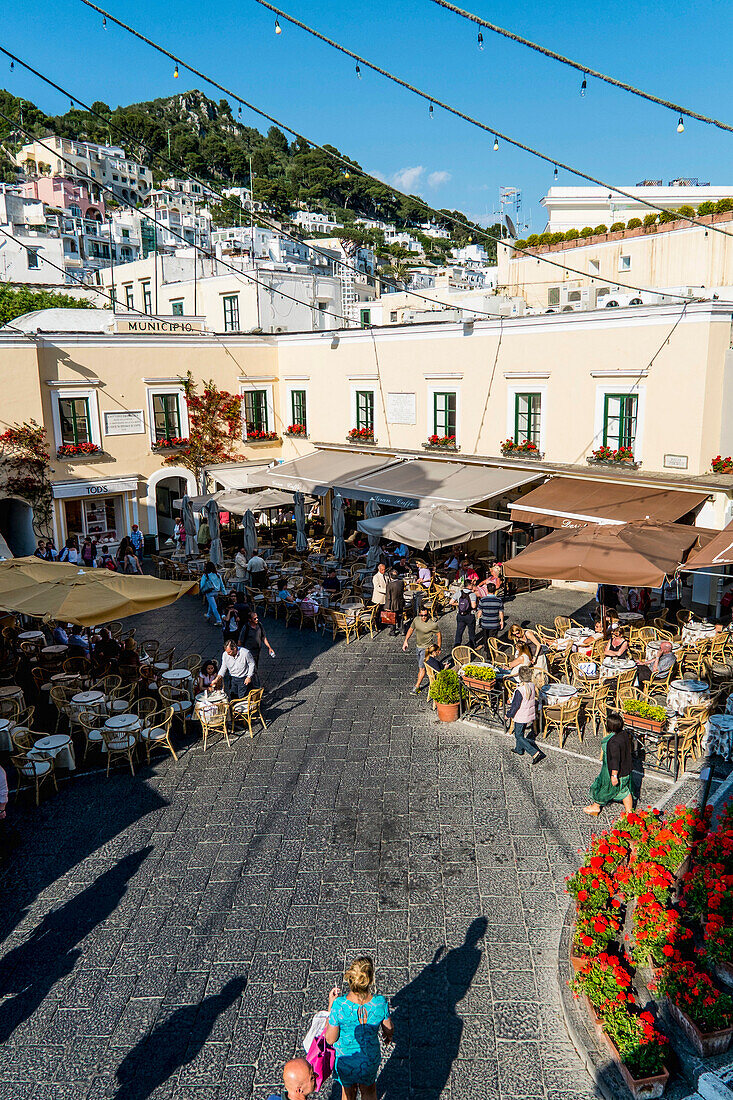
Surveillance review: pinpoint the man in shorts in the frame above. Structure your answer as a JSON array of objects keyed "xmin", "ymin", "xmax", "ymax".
[{"xmin": 403, "ymin": 607, "xmax": 442, "ymax": 694}]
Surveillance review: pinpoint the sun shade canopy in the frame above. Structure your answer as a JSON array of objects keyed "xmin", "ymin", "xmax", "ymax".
[
  {"xmin": 357, "ymin": 507, "xmax": 509, "ymax": 551},
  {"xmin": 509, "ymin": 477, "xmax": 709, "ymax": 529},
  {"xmin": 204, "ymin": 461, "xmax": 273, "ymax": 491},
  {"xmin": 174, "ymin": 488, "xmax": 298, "ymax": 513},
  {"xmin": 0, "ymin": 557, "xmax": 198, "ymax": 627},
  {"xmin": 682, "ymin": 521, "xmax": 733, "ymax": 571},
  {"xmin": 503, "ymin": 521, "xmax": 715, "ymax": 588},
  {"xmin": 260, "ymin": 450, "xmax": 397, "ymax": 497},
  {"xmin": 337, "ymin": 459, "xmax": 540, "ymax": 508}
]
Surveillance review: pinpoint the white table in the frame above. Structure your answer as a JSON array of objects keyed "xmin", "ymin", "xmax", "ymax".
[
  {"xmin": 0, "ymin": 718, "xmax": 13, "ymax": 751},
  {"xmin": 18, "ymin": 630, "xmax": 45, "ymax": 643},
  {"xmin": 600, "ymin": 657, "xmax": 637, "ymax": 680},
  {"xmin": 0, "ymin": 685, "xmax": 25, "ymax": 708},
  {"xmin": 667, "ymin": 679, "xmax": 710, "ymax": 715},
  {"xmin": 104, "ymin": 713, "xmax": 141, "ymax": 732},
  {"xmin": 541, "ymin": 683, "xmax": 579, "ymax": 702},
  {"xmin": 194, "ymin": 690, "xmax": 228, "ymax": 722},
  {"xmin": 71, "ymin": 689, "xmax": 106, "ymax": 715},
  {"xmin": 28, "ymin": 733, "xmax": 76, "ymax": 771},
  {"xmin": 682, "ymin": 622, "xmax": 717, "ymax": 645},
  {"xmin": 162, "ymin": 669, "xmax": 193, "ymax": 693},
  {"xmin": 645, "ymin": 640, "xmax": 684, "ymax": 661},
  {"xmin": 705, "ymin": 714, "xmax": 733, "ymax": 760},
  {"xmin": 562, "ymin": 629, "xmax": 598, "ymax": 655},
  {"xmin": 617, "ymin": 611, "xmax": 644, "ymax": 625}
]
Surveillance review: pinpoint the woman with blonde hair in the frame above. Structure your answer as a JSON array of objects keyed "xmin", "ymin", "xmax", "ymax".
[{"xmin": 324, "ymin": 955, "xmax": 393, "ymax": 1100}]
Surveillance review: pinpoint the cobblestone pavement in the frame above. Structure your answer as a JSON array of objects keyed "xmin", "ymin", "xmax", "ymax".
[{"xmin": 0, "ymin": 583, "xmax": 670, "ymax": 1100}]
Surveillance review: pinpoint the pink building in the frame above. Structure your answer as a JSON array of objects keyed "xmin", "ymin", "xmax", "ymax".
[{"xmin": 21, "ymin": 177, "xmax": 105, "ymax": 220}]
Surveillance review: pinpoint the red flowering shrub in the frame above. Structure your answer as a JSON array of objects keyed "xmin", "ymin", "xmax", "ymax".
[
  {"xmin": 574, "ymin": 910, "xmax": 620, "ymax": 958},
  {"xmin": 426, "ymin": 434, "xmax": 457, "ymax": 448},
  {"xmin": 57, "ymin": 442, "xmax": 100, "ymax": 457},
  {"xmin": 654, "ymin": 961, "xmax": 733, "ymax": 1033},
  {"xmin": 571, "ymin": 952, "xmax": 635, "ymax": 1016},
  {"xmin": 286, "ymin": 424, "xmax": 307, "ymax": 435},
  {"xmin": 566, "ymin": 865, "xmax": 615, "ymax": 915},
  {"xmin": 501, "ymin": 437, "xmax": 539, "ymax": 455},
  {"xmin": 631, "ymin": 899, "xmax": 691, "ymax": 967},
  {"xmin": 348, "ymin": 427, "xmax": 374, "ymax": 441},
  {"xmin": 590, "ymin": 444, "xmax": 635, "ymax": 464},
  {"xmin": 602, "ymin": 1005, "xmax": 668, "ymax": 1077},
  {"xmin": 614, "ymin": 859, "xmax": 674, "ymax": 904},
  {"xmin": 711, "ymin": 455, "xmax": 733, "ymax": 474}
]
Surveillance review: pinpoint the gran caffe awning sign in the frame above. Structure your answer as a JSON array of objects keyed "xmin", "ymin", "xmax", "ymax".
[{"xmin": 114, "ymin": 314, "xmax": 205, "ymax": 335}]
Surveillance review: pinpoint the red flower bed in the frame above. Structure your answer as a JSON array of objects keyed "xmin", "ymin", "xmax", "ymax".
[
  {"xmin": 654, "ymin": 961, "xmax": 733, "ymax": 1034},
  {"xmin": 426, "ymin": 434, "xmax": 457, "ymax": 448},
  {"xmin": 57, "ymin": 442, "xmax": 100, "ymax": 457},
  {"xmin": 711, "ymin": 455, "xmax": 733, "ymax": 474},
  {"xmin": 501, "ymin": 437, "xmax": 540, "ymax": 455},
  {"xmin": 286, "ymin": 424, "xmax": 307, "ymax": 436},
  {"xmin": 590, "ymin": 444, "xmax": 635, "ymax": 464},
  {"xmin": 348, "ymin": 428, "xmax": 374, "ymax": 442},
  {"xmin": 246, "ymin": 429, "xmax": 278, "ymax": 441}
]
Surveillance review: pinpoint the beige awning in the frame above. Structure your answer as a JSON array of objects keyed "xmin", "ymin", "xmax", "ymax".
[
  {"xmin": 260, "ymin": 449, "xmax": 397, "ymax": 497},
  {"xmin": 682, "ymin": 521, "xmax": 733, "ymax": 571},
  {"xmin": 173, "ymin": 488, "xmax": 298, "ymax": 513},
  {"xmin": 357, "ymin": 507, "xmax": 509, "ymax": 550},
  {"xmin": 509, "ymin": 476, "xmax": 709, "ymax": 529},
  {"xmin": 204, "ymin": 461, "xmax": 274, "ymax": 491},
  {"xmin": 336, "ymin": 458, "xmax": 540, "ymax": 509}
]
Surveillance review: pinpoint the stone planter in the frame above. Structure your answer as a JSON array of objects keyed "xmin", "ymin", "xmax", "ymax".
[
  {"xmin": 435, "ymin": 701, "xmax": 460, "ymax": 723},
  {"xmin": 347, "ymin": 436, "xmax": 376, "ymax": 445},
  {"xmin": 246, "ymin": 436, "xmax": 280, "ymax": 445},
  {"xmin": 501, "ymin": 449, "xmax": 544, "ymax": 460},
  {"xmin": 666, "ymin": 999, "xmax": 733, "ymax": 1056},
  {"xmin": 422, "ymin": 444, "xmax": 459, "ymax": 453},
  {"xmin": 599, "ymin": 1032, "xmax": 669, "ymax": 1100},
  {"xmin": 584, "ymin": 995, "xmax": 606, "ymax": 1040}
]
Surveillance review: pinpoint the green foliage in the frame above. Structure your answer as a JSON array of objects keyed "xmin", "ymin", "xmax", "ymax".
[
  {"xmin": 526, "ymin": 234, "xmax": 540, "ymax": 247},
  {"xmin": 579, "ymin": 226, "xmax": 595, "ymax": 238},
  {"xmin": 538, "ymin": 232, "xmax": 553, "ymax": 245},
  {"xmin": 563, "ymin": 229, "xmax": 579, "ymax": 241},
  {"xmin": 609, "ymin": 221, "xmax": 625, "ymax": 232},
  {"xmin": 696, "ymin": 202, "xmax": 715, "ymax": 216},
  {"xmin": 643, "ymin": 213, "xmax": 658, "ymax": 227},
  {"xmin": 715, "ymin": 198, "xmax": 733, "ymax": 213},
  {"xmin": 626, "ymin": 218, "xmax": 643, "ymax": 229},
  {"xmin": 676, "ymin": 205, "xmax": 695, "ymax": 219},
  {"xmin": 428, "ymin": 668, "xmax": 462, "ymax": 705},
  {"xmin": 550, "ymin": 232, "xmax": 565, "ymax": 244},
  {"xmin": 657, "ymin": 209, "xmax": 677, "ymax": 224},
  {"xmin": 593, "ymin": 224, "xmax": 608, "ymax": 234},
  {"xmin": 461, "ymin": 665, "xmax": 496, "ymax": 681},
  {"xmin": 621, "ymin": 698, "xmax": 667, "ymax": 722},
  {"xmin": 0, "ymin": 285, "xmax": 98, "ymax": 326},
  {"xmin": 513, "ymin": 239, "xmax": 528, "ymax": 250}
]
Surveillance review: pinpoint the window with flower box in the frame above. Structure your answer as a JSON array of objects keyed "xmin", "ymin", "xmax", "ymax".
[
  {"xmin": 243, "ymin": 390, "xmax": 269, "ymax": 434},
  {"xmin": 604, "ymin": 394, "xmax": 637, "ymax": 450},
  {"xmin": 59, "ymin": 397, "xmax": 91, "ymax": 445},
  {"xmin": 433, "ymin": 392, "xmax": 456, "ymax": 438},
  {"xmin": 291, "ymin": 389, "xmax": 307, "ymax": 432},
  {"xmin": 514, "ymin": 393, "xmax": 542, "ymax": 446},
  {"xmin": 152, "ymin": 393, "xmax": 181, "ymax": 442},
  {"xmin": 356, "ymin": 390, "xmax": 374, "ymax": 433}
]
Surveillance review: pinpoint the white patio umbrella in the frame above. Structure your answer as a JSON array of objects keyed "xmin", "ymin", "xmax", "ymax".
[
  {"xmin": 365, "ymin": 497, "xmax": 382, "ymax": 570},
  {"xmin": 181, "ymin": 495, "xmax": 198, "ymax": 557},
  {"xmin": 294, "ymin": 491, "xmax": 308, "ymax": 553},
  {"xmin": 357, "ymin": 506, "xmax": 509, "ymax": 551},
  {"xmin": 205, "ymin": 498, "xmax": 223, "ymax": 566},
  {"xmin": 332, "ymin": 493, "xmax": 346, "ymax": 562},
  {"xmin": 243, "ymin": 510, "xmax": 258, "ymax": 558}
]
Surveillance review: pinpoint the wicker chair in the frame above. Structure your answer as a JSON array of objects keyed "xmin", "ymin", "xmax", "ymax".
[
  {"xmin": 78, "ymin": 709, "xmax": 105, "ymax": 762},
  {"xmin": 12, "ymin": 750, "xmax": 57, "ymax": 804},
  {"xmin": 101, "ymin": 725, "xmax": 138, "ymax": 776},
  {"xmin": 229, "ymin": 689, "xmax": 267, "ymax": 738},
  {"xmin": 139, "ymin": 706, "xmax": 177, "ymax": 763},
  {"xmin": 199, "ymin": 700, "xmax": 230, "ymax": 750},
  {"xmin": 543, "ymin": 697, "xmax": 583, "ymax": 747},
  {"xmin": 159, "ymin": 685, "xmax": 193, "ymax": 735},
  {"xmin": 355, "ymin": 604, "xmax": 377, "ymax": 639}
]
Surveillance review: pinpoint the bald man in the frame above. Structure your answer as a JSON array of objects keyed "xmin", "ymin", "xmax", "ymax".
[
  {"xmin": 636, "ymin": 639, "xmax": 677, "ymax": 687},
  {"xmin": 282, "ymin": 1056, "xmax": 317, "ymax": 1099}
]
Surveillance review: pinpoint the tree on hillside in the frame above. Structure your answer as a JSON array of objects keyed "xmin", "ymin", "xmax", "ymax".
[{"xmin": 0, "ymin": 285, "xmax": 98, "ymax": 327}]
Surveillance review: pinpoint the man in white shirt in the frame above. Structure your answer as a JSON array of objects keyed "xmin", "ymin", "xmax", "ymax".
[
  {"xmin": 213, "ymin": 640, "xmax": 256, "ymax": 698},
  {"xmin": 247, "ymin": 553, "xmax": 269, "ymax": 589},
  {"xmin": 372, "ymin": 562, "xmax": 387, "ymax": 629}
]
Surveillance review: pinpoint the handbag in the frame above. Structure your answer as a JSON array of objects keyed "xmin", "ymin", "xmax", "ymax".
[
  {"xmin": 381, "ymin": 609, "xmax": 396, "ymax": 625},
  {"xmin": 306, "ymin": 1031, "xmax": 335, "ymax": 1090}
]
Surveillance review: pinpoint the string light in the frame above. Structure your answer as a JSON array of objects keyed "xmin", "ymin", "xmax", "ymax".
[
  {"xmin": 9, "ymin": 60, "xmax": 13, "ymax": 72},
  {"xmin": 429, "ymin": 102, "xmax": 434, "ymax": 118},
  {"xmin": 274, "ymin": 17, "xmax": 282, "ymax": 34},
  {"xmin": 477, "ymin": 31, "xmax": 483, "ymax": 49},
  {"xmin": 677, "ymin": 116, "xmax": 685, "ymax": 133},
  {"xmin": 355, "ymin": 62, "xmax": 361, "ymax": 79},
  {"xmin": 102, "ymin": 15, "xmax": 106, "ymax": 27},
  {"xmin": 554, "ymin": 165, "xmax": 558, "ymax": 179},
  {"xmin": 173, "ymin": 63, "xmax": 179, "ymax": 78},
  {"xmin": 580, "ymin": 73, "xmax": 587, "ymax": 96},
  {"xmin": 493, "ymin": 135, "xmax": 498, "ymax": 151}
]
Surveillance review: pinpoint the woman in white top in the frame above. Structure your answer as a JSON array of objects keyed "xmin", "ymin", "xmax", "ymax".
[
  {"xmin": 507, "ymin": 641, "xmax": 533, "ymax": 678},
  {"xmin": 234, "ymin": 550, "xmax": 249, "ymax": 581}
]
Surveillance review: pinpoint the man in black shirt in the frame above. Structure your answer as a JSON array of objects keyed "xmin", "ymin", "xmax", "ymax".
[
  {"xmin": 238, "ymin": 611, "xmax": 275, "ymax": 670},
  {"xmin": 322, "ymin": 569, "xmax": 341, "ymax": 594}
]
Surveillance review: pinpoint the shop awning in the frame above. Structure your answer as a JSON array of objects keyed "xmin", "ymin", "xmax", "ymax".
[
  {"xmin": 260, "ymin": 450, "xmax": 397, "ymax": 497},
  {"xmin": 173, "ymin": 488, "xmax": 298, "ymax": 513},
  {"xmin": 357, "ymin": 507, "xmax": 509, "ymax": 550},
  {"xmin": 682, "ymin": 521, "xmax": 733, "ymax": 571},
  {"xmin": 509, "ymin": 477, "xmax": 709, "ymax": 529},
  {"xmin": 204, "ymin": 461, "xmax": 274, "ymax": 491},
  {"xmin": 336, "ymin": 459, "xmax": 540, "ymax": 509}
]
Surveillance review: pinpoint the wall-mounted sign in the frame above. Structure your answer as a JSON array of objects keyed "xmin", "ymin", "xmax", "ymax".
[
  {"xmin": 664, "ymin": 454, "xmax": 689, "ymax": 470},
  {"xmin": 104, "ymin": 411, "xmax": 145, "ymax": 436},
  {"xmin": 386, "ymin": 392, "xmax": 416, "ymax": 425},
  {"xmin": 115, "ymin": 315, "xmax": 203, "ymax": 335},
  {"xmin": 52, "ymin": 477, "xmax": 138, "ymax": 500}
]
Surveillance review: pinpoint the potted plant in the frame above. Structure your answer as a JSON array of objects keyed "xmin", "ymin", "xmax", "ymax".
[
  {"xmin": 459, "ymin": 664, "xmax": 497, "ymax": 691},
  {"xmin": 601, "ymin": 1004, "xmax": 670, "ymax": 1099},
  {"xmin": 588, "ymin": 444, "xmax": 637, "ymax": 467},
  {"xmin": 348, "ymin": 427, "xmax": 375, "ymax": 443},
  {"xmin": 286, "ymin": 424, "xmax": 307, "ymax": 436},
  {"xmin": 423, "ymin": 434, "xmax": 458, "ymax": 451},
  {"xmin": 56, "ymin": 441, "xmax": 101, "ymax": 458},
  {"xmin": 500, "ymin": 438, "xmax": 542, "ymax": 458},
  {"xmin": 152, "ymin": 436, "xmax": 189, "ymax": 451},
  {"xmin": 655, "ymin": 961, "xmax": 733, "ymax": 1056},
  {"xmin": 621, "ymin": 699, "xmax": 667, "ymax": 734},
  {"xmin": 572, "ymin": 910, "xmax": 621, "ymax": 972},
  {"xmin": 246, "ymin": 429, "xmax": 279, "ymax": 442},
  {"xmin": 630, "ymin": 899, "xmax": 691, "ymax": 968},
  {"xmin": 711, "ymin": 455, "xmax": 733, "ymax": 473},
  {"xmin": 428, "ymin": 668, "xmax": 463, "ymax": 722},
  {"xmin": 570, "ymin": 951, "xmax": 635, "ymax": 1033}
]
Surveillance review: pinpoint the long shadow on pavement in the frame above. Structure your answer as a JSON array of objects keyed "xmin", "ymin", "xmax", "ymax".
[
  {"xmin": 0, "ymin": 846, "xmax": 151, "ymax": 1044},
  {"xmin": 112, "ymin": 976, "xmax": 247, "ymax": 1100},
  {"xmin": 377, "ymin": 917, "xmax": 488, "ymax": 1100}
]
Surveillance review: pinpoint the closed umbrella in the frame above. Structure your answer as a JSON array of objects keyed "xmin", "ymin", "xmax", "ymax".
[
  {"xmin": 181, "ymin": 495, "xmax": 198, "ymax": 557},
  {"xmin": 357, "ymin": 506, "xmax": 508, "ymax": 551},
  {"xmin": 0, "ymin": 557, "xmax": 197, "ymax": 627},
  {"xmin": 243, "ymin": 510, "xmax": 258, "ymax": 558},
  {"xmin": 205, "ymin": 499, "xmax": 223, "ymax": 566},
  {"xmin": 294, "ymin": 491, "xmax": 308, "ymax": 553},
  {"xmin": 365, "ymin": 497, "xmax": 382, "ymax": 570},
  {"xmin": 332, "ymin": 493, "xmax": 346, "ymax": 562}
]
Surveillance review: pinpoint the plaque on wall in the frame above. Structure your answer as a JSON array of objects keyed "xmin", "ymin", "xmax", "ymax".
[
  {"xmin": 104, "ymin": 411, "xmax": 145, "ymax": 436},
  {"xmin": 386, "ymin": 392, "xmax": 416, "ymax": 425}
]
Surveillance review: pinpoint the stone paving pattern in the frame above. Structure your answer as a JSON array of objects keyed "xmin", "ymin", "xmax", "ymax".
[{"xmin": 0, "ymin": 585, "xmax": 670, "ymax": 1099}]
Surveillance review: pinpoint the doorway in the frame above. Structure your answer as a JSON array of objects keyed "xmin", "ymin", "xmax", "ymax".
[{"xmin": 0, "ymin": 497, "xmax": 36, "ymax": 557}]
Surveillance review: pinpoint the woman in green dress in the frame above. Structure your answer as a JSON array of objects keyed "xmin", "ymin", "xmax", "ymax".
[{"xmin": 584, "ymin": 712, "xmax": 634, "ymax": 816}]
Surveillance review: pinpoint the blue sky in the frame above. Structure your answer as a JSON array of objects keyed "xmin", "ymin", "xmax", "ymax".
[{"xmin": 2, "ymin": 0, "xmax": 732, "ymax": 228}]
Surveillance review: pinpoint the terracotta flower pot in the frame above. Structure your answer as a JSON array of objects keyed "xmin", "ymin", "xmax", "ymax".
[
  {"xmin": 600, "ymin": 1033, "xmax": 669, "ymax": 1099},
  {"xmin": 666, "ymin": 999, "xmax": 733, "ymax": 1056},
  {"xmin": 435, "ymin": 701, "xmax": 460, "ymax": 723},
  {"xmin": 584, "ymin": 995, "xmax": 607, "ymax": 1040},
  {"xmin": 570, "ymin": 943, "xmax": 587, "ymax": 973},
  {"xmin": 461, "ymin": 675, "xmax": 497, "ymax": 692},
  {"xmin": 623, "ymin": 714, "xmax": 666, "ymax": 734}
]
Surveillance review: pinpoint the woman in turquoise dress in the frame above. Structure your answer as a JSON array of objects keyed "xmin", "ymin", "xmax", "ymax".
[
  {"xmin": 584, "ymin": 711, "xmax": 634, "ymax": 816},
  {"xmin": 324, "ymin": 955, "xmax": 394, "ymax": 1100}
]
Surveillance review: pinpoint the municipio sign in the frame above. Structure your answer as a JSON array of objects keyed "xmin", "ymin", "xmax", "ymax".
[{"xmin": 114, "ymin": 314, "xmax": 204, "ymax": 335}]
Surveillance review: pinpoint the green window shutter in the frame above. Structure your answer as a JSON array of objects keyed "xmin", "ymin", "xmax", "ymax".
[
  {"xmin": 291, "ymin": 390, "xmax": 307, "ymax": 428},
  {"xmin": 603, "ymin": 394, "xmax": 637, "ymax": 449},
  {"xmin": 152, "ymin": 394, "xmax": 181, "ymax": 441},
  {"xmin": 59, "ymin": 397, "xmax": 91, "ymax": 445},
  {"xmin": 356, "ymin": 391, "xmax": 374, "ymax": 431}
]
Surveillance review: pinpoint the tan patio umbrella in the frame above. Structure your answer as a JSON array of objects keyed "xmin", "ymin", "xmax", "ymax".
[
  {"xmin": 174, "ymin": 489, "xmax": 296, "ymax": 513},
  {"xmin": 681, "ymin": 521, "xmax": 733, "ymax": 571},
  {"xmin": 503, "ymin": 521, "xmax": 715, "ymax": 588},
  {"xmin": 357, "ymin": 507, "xmax": 509, "ymax": 551},
  {"xmin": 0, "ymin": 557, "xmax": 198, "ymax": 627}
]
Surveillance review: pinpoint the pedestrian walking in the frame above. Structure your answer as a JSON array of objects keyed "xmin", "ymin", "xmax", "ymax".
[
  {"xmin": 506, "ymin": 668, "xmax": 544, "ymax": 764},
  {"xmin": 197, "ymin": 516, "xmax": 211, "ymax": 553},
  {"xmin": 478, "ymin": 586, "xmax": 504, "ymax": 645},
  {"xmin": 199, "ymin": 562, "xmax": 226, "ymax": 627},
  {"xmin": 371, "ymin": 562, "xmax": 387, "ymax": 629},
  {"xmin": 324, "ymin": 956, "xmax": 393, "ymax": 1100},
  {"xmin": 451, "ymin": 585, "xmax": 477, "ymax": 649},
  {"xmin": 403, "ymin": 607, "xmax": 441, "ymax": 694},
  {"xmin": 239, "ymin": 610, "xmax": 275, "ymax": 667},
  {"xmin": 247, "ymin": 552, "xmax": 269, "ymax": 589},
  {"xmin": 129, "ymin": 524, "xmax": 144, "ymax": 564},
  {"xmin": 385, "ymin": 567, "xmax": 405, "ymax": 637},
  {"xmin": 584, "ymin": 712, "xmax": 634, "ymax": 816}
]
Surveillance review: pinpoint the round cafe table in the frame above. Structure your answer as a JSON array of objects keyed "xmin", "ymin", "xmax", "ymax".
[
  {"xmin": 71, "ymin": 689, "xmax": 106, "ymax": 715},
  {"xmin": 667, "ymin": 679, "xmax": 710, "ymax": 715},
  {"xmin": 194, "ymin": 690, "xmax": 227, "ymax": 722},
  {"xmin": 600, "ymin": 656, "xmax": 637, "ymax": 680},
  {"xmin": 161, "ymin": 669, "xmax": 193, "ymax": 693},
  {"xmin": 104, "ymin": 713, "xmax": 141, "ymax": 733},
  {"xmin": 645, "ymin": 639, "xmax": 684, "ymax": 662},
  {"xmin": 28, "ymin": 733, "xmax": 76, "ymax": 771},
  {"xmin": 616, "ymin": 611, "xmax": 644, "ymax": 625},
  {"xmin": 0, "ymin": 685, "xmax": 25, "ymax": 708},
  {"xmin": 705, "ymin": 715, "xmax": 733, "ymax": 760},
  {"xmin": 541, "ymin": 683, "xmax": 579, "ymax": 703},
  {"xmin": 18, "ymin": 630, "xmax": 45, "ymax": 643},
  {"xmin": 42, "ymin": 645, "xmax": 68, "ymax": 659},
  {"xmin": 682, "ymin": 622, "xmax": 717, "ymax": 646}
]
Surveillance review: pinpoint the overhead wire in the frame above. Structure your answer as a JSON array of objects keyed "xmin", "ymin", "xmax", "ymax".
[
  {"xmin": 71, "ymin": 0, "xmax": 700, "ymax": 303},
  {"xmin": 249, "ymin": 0, "xmax": 733, "ymax": 245},
  {"xmin": 427, "ymin": 0, "xmax": 733, "ymax": 136}
]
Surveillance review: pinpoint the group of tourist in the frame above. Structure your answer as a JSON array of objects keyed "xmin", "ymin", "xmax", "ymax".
[{"xmin": 33, "ymin": 525, "xmax": 145, "ymax": 574}]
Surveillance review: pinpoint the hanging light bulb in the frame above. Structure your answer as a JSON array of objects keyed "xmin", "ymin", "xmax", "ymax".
[
  {"xmin": 355, "ymin": 62, "xmax": 361, "ymax": 79},
  {"xmin": 677, "ymin": 116, "xmax": 685, "ymax": 133},
  {"xmin": 9, "ymin": 60, "xmax": 14, "ymax": 72},
  {"xmin": 173, "ymin": 63, "xmax": 179, "ymax": 78},
  {"xmin": 429, "ymin": 102, "xmax": 434, "ymax": 119},
  {"xmin": 274, "ymin": 17, "xmax": 282, "ymax": 34},
  {"xmin": 493, "ymin": 135, "xmax": 499, "ymax": 151},
  {"xmin": 477, "ymin": 30, "xmax": 484, "ymax": 49},
  {"xmin": 102, "ymin": 15, "xmax": 106, "ymax": 27},
  {"xmin": 344, "ymin": 171, "xmax": 351, "ymax": 180},
  {"xmin": 580, "ymin": 73, "xmax": 587, "ymax": 97},
  {"xmin": 238, "ymin": 104, "xmax": 242, "ymax": 118},
  {"xmin": 554, "ymin": 165, "xmax": 558, "ymax": 180},
  {"xmin": 69, "ymin": 98, "xmax": 74, "ymax": 109}
]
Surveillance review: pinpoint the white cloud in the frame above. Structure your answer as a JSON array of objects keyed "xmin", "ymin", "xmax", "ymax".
[
  {"xmin": 391, "ymin": 165, "xmax": 424, "ymax": 191},
  {"xmin": 427, "ymin": 170, "xmax": 451, "ymax": 188}
]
